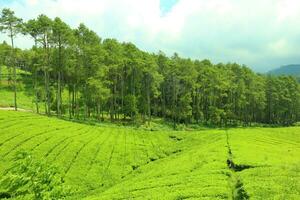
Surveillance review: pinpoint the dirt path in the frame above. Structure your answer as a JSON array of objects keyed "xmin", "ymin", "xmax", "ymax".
[{"xmin": 0, "ymin": 107, "xmax": 31, "ymax": 112}]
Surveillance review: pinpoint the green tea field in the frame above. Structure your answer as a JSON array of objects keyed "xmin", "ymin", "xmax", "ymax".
[{"xmin": 0, "ymin": 110, "xmax": 299, "ymax": 199}]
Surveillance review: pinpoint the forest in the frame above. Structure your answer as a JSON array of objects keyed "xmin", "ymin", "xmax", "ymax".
[{"xmin": 1, "ymin": 8, "xmax": 300, "ymax": 127}]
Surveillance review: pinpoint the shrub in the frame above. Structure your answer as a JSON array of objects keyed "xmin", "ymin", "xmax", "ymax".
[{"xmin": 0, "ymin": 151, "xmax": 70, "ymax": 199}]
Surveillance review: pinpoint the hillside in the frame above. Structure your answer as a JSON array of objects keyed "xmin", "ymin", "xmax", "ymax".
[
  {"xmin": 2, "ymin": 9, "xmax": 300, "ymax": 128},
  {"xmin": 0, "ymin": 110, "xmax": 299, "ymax": 199},
  {"xmin": 0, "ymin": 66, "xmax": 38, "ymax": 111},
  {"xmin": 268, "ymin": 64, "xmax": 300, "ymax": 76},
  {"xmin": 1, "ymin": 5, "xmax": 300, "ymax": 200}
]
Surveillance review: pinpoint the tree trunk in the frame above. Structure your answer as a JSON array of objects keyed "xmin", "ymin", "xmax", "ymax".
[
  {"xmin": 72, "ymin": 84, "xmax": 75, "ymax": 117},
  {"xmin": 161, "ymin": 85, "xmax": 166, "ymax": 118},
  {"xmin": 10, "ymin": 29, "xmax": 17, "ymax": 111},
  {"xmin": 110, "ymin": 83, "xmax": 114, "ymax": 122},
  {"xmin": 68, "ymin": 86, "xmax": 72, "ymax": 119},
  {"xmin": 147, "ymin": 76, "xmax": 151, "ymax": 125},
  {"xmin": 34, "ymin": 70, "xmax": 39, "ymax": 114},
  {"xmin": 57, "ymin": 41, "xmax": 62, "ymax": 117},
  {"xmin": 75, "ymin": 84, "xmax": 79, "ymax": 119},
  {"xmin": 57, "ymin": 71, "xmax": 61, "ymax": 116},
  {"xmin": 47, "ymin": 70, "xmax": 51, "ymax": 115},
  {"xmin": 121, "ymin": 72, "xmax": 124, "ymax": 119},
  {"xmin": 97, "ymin": 100, "xmax": 101, "ymax": 121},
  {"xmin": 0, "ymin": 65, "xmax": 2, "ymax": 86},
  {"xmin": 13, "ymin": 61, "xmax": 17, "ymax": 111},
  {"xmin": 114, "ymin": 78, "xmax": 117, "ymax": 120},
  {"xmin": 172, "ymin": 76, "xmax": 177, "ymax": 129},
  {"xmin": 84, "ymin": 84, "xmax": 87, "ymax": 120},
  {"xmin": 44, "ymin": 68, "xmax": 48, "ymax": 114},
  {"xmin": 43, "ymin": 36, "xmax": 51, "ymax": 116}
]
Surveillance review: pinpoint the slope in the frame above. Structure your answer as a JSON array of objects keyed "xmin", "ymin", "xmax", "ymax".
[
  {"xmin": 0, "ymin": 110, "xmax": 299, "ymax": 199},
  {"xmin": 268, "ymin": 64, "xmax": 300, "ymax": 76}
]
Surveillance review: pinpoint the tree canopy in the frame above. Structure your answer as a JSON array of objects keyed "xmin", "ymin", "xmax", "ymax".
[{"xmin": 1, "ymin": 8, "xmax": 300, "ymax": 127}]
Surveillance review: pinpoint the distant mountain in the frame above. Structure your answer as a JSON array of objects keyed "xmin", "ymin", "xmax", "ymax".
[{"xmin": 268, "ymin": 64, "xmax": 300, "ymax": 76}]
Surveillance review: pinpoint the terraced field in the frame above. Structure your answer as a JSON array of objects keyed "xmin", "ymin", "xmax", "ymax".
[{"xmin": 0, "ymin": 110, "xmax": 299, "ymax": 199}]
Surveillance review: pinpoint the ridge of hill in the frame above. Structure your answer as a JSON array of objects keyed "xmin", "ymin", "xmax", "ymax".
[{"xmin": 268, "ymin": 64, "xmax": 300, "ymax": 76}]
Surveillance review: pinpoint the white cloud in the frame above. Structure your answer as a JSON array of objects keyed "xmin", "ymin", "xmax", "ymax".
[
  {"xmin": 1, "ymin": 0, "xmax": 300, "ymax": 72},
  {"xmin": 277, "ymin": 0, "xmax": 300, "ymax": 22}
]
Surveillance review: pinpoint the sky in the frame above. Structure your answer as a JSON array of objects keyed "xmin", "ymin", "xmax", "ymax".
[{"xmin": 1, "ymin": 0, "xmax": 300, "ymax": 72}]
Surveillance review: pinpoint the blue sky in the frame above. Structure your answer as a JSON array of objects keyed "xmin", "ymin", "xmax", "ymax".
[
  {"xmin": 1, "ymin": 0, "xmax": 300, "ymax": 72},
  {"xmin": 160, "ymin": 0, "xmax": 178, "ymax": 14}
]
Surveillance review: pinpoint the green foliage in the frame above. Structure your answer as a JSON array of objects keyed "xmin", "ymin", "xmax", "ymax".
[
  {"xmin": 1, "ymin": 8, "xmax": 300, "ymax": 127},
  {"xmin": 0, "ymin": 8, "xmax": 23, "ymax": 38},
  {"xmin": 209, "ymin": 106, "xmax": 224, "ymax": 125},
  {"xmin": 0, "ymin": 111, "xmax": 299, "ymax": 199},
  {"xmin": 123, "ymin": 94, "xmax": 138, "ymax": 118},
  {"xmin": 1, "ymin": 6, "xmax": 300, "ymax": 200},
  {"xmin": 0, "ymin": 151, "xmax": 69, "ymax": 199}
]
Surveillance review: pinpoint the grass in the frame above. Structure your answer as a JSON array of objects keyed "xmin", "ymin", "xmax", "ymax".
[
  {"xmin": 0, "ymin": 66, "xmax": 38, "ymax": 111},
  {"xmin": 0, "ymin": 110, "xmax": 299, "ymax": 199}
]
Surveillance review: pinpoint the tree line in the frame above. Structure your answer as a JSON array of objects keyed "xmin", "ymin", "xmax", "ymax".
[{"xmin": 1, "ymin": 8, "xmax": 300, "ymax": 127}]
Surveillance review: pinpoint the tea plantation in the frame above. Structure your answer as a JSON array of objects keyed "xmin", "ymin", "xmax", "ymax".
[{"xmin": 0, "ymin": 110, "xmax": 299, "ymax": 199}]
